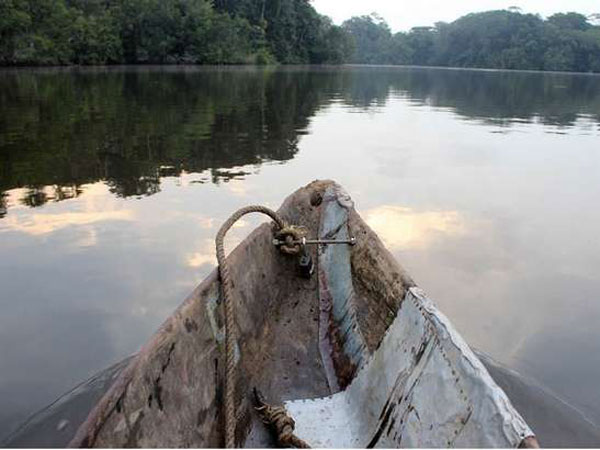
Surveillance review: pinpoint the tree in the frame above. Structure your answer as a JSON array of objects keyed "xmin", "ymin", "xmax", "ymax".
[
  {"xmin": 548, "ymin": 13, "xmax": 591, "ymax": 31},
  {"xmin": 1, "ymin": 0, "xmax": 73, "ymax": 65},
  {"xmin": 70, "ymin": 9, "xmax": 122, "ymax": 64},
  {"xmin": 309, "ymin": 16, "xmax": 353, "ymax": 64},
  {"xmin": 342, "ymin": 14, "xmax": 393, "ymax": 64},
  {"xmin": 0, "ymin": 0, "xmax": 32, "ymax": 64},
  {"xmin": 406, "ymin": 27, "xmax": 435, "ymax": 65},
  {"xmin": 1, "ymin": 2, "xmax": 600, "ymax": 72}
]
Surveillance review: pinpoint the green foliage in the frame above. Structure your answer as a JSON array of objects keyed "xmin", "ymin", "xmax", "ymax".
[
  {"xmin": 0, "ymin": 0, "xmax": 31, "ymax": 64},
  {"xmin": 253, "ymin": 48, "xmax": 277, "ymax": 65},
  {"xmin": 3, "ymin": 3, "xmax": 599, "ymax": 72},
  {"xmin": 0, "ymin": 0, "xmax": 74, "ymax": 65},
  {"xmin": 113, "ymin": 0, "xmax": 212, "ymax": 63},
  {"xmin": 202, "ymin": 12, "xmax": 258, "ymax": 64},
  {"xmin": 343, "ymin": 14, "xmax": 393, "ymax": 64},
  {"xmin": 405, "ymin": 27, "xmax": 436, "ymax": 65},
  {"xmin": 343, "ymin": 9, "xmax": 600, "ymax": 73},
  {"xmin": 548, "ymin": 13, "xmax": 592, "ymax": 31},
  {"xmin": 309, "ymin": 16, "xmax": 353, "ymax": 64},
  {"xmin": 258, "ymin": 0, "xmax": 328, "ymax": 64},
  {"xmin": 70, "ymin": 10, "xmax": 122, "ymax": 64},
  {"xmin": 0, "ymin": 0, "xmax": 349, "ymax": 66}
]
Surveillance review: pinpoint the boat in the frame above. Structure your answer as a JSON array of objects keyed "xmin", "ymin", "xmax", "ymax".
[
  {"xmin": 62, "ymin": 180, "xmax": 538, "ymax": 447},
  {"xmin": 10, "ymin": 179, "xmax": 600, "ymax": 448}
]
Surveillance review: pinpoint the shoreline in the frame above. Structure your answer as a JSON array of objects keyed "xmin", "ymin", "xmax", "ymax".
[{"xmin": 1, "ymin": 63, "xmax": 600, "ymax": 77}]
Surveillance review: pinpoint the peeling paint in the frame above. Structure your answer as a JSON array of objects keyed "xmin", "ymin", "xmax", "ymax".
[
  {"xmin": 285, "ymin": 288, "xmax": 533, "ymax": 448},
  {"xmin": 206, "ymin": 290, "xmax": 225, "ymax": 344},
  {"xmin": 318, "ymin": 186, "xmax": 369, "ymax": 389}
]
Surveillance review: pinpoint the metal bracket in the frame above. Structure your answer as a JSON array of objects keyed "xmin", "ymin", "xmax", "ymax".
[
  {"xmin": 273, "ymin": 237, "xmax": 356, "ymax": 247},
  {"xmin": 273, "ymin": 237, "xmax": 356, "ymax": 279}
]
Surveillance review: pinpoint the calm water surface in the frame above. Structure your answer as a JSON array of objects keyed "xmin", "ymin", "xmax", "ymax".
[{"xmin": 1, "ymin": 66, "xmax": 599, "ymax": 439}]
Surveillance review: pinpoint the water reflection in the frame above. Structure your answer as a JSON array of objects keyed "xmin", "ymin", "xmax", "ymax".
[
  {"xmin": 2, "ymin": 185, "xmax": 134, "ymax": 236},
  {"xmin": 1, "ymin": 67, "xmax": 333, "ymax": 210},
  {"xmin": 395, "ymin": 68, "xmax": 600, "ymax": 128},
  {"xmin": 1, "ymin": 66, "xmax": 599, "ymax": 441},
  {"xmin": 0, "ymin": 193, "xmax": 6, "ymax": 218},
  {"xmin": 335, "ymin": 67, "xmax": 600, "ymax": 127},
  {"xmin": 2, "ymin": 67, "xmax": 600, "ymax": 216}
]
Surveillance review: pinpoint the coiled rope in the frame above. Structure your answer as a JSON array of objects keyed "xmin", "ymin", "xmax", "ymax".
[{"xmin": 215, "ymin": 206, "xmax": 303, "ymax": 448}]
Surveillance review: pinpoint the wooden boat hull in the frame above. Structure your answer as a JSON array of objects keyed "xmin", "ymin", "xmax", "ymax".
[
  {"xmin": 0, "ymin": 179, "xmax": 547, "ymax": 448},
  {"xmin": 63, "ymin": 180, "xmax": 538, "ymax": 448}
]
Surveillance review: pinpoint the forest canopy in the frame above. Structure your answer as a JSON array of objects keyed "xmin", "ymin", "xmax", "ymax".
[
  {"xmin": 343, "ymin": 10, "xmax": 600, "ymax": 73},
  {"xmin": 1, "ymin": 1, "xmax": 600, "ymax": 72},
  {"xmin": 0, "ymin": 0, "xmax": 352, "ymax": 65}
]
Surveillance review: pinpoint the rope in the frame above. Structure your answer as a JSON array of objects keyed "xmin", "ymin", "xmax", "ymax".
[
  {"xmin": 216, "ymin": 205, "xmax": 300, "ymax": 448},
  {"xmin": 253, "ymin": 388, "xmax": 311, "ymax": 448}
]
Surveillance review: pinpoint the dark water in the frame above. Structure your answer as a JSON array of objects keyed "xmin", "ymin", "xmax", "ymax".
[{"xmin": 1, "ymin": 66, "xmax": 599, "ymax": 440}]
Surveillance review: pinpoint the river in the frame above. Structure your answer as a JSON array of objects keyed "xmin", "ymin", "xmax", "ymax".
[{"xmin": 1, "ymin": 65, "xmax": 599, "ymax": 440}]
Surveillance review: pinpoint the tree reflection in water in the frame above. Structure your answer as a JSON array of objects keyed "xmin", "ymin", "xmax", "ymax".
[{"xmin": 1, "ymin": 66, "xmax": 599, "ymax": 214}]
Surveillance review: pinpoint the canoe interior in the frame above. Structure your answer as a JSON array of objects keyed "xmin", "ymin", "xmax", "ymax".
[
  {"xmin": 65, "ymin": 180, "xmax": 416, "ymax": 447},
  {"xmin": 37, "ymin": 180, "xmax": 535, "ymax": 447}
]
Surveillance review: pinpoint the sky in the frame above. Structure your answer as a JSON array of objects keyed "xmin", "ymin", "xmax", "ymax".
[{"xmin": 311, "ymin": 0, "xmax": 600, "ymax": 32}]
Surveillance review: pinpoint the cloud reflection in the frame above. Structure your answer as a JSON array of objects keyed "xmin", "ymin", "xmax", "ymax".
[
  {"xmin": 0, "ymin": 210, "xmax": 134, "ymax": 236},
  {"xmin": 0, "ymin": 183, "xmax": 135, "ymax": 237},
  {"xmin": 186, "ymin": 221, "xmax": 249, "ymax": 269},
  {"xmin": 187, "ymin": 239, "xmax": 216, "ymax": 268},
  {"xmin": 365, "ymin": 205, "xmax": 466, "ymax": 250}
]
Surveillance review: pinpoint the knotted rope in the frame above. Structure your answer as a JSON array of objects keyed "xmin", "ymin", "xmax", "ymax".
[
  {"xmin": 215, "ymin": 206, "xmax": 303, "ymax": 448},
  {"xmin": 253, "ymin": 388, "xmax": 311, "ymax": 448}
]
